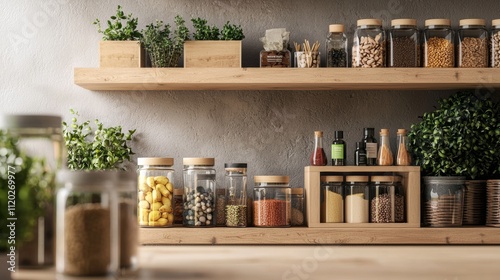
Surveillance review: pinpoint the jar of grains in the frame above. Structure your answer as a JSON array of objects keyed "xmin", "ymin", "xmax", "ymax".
[
  {"xmin": 423, "ymin": 19, "xmax": 454, "ymax": 67},
  {"xmin": 183, "ymin": 158, "xmax": 216, "ymax": 227},
  {"xmin": 326, "ymin": 24, "xmax": 348, "ymax": 67},
  {"xmin": 491, "ymin": 19, "xmax": 500, "ymax": 68},
  {"xmin": 253, "ymin": 176, "xmax": 291, "ymax": 227},
  {"xmin": 345, "ymin": 176, "xmax": 369, "ymax": 223},
  {"xmin": 370, "ymin": 176, "xmax": 405, "ymax": 223},
  {"xmin": 137, "ymin": 157, "xmax": 175, "ymax": 227},
  {"xmin": 388, "ymin": 19, "xmax": 419, "ymax": 67},
  {"xmin": 352, "ymin": 19, "xmax": 385, "ymax": 68},
  {"xmin": 457, "ymin": 19, "xmax": 488, "ymax": 68},
  {"xmin": 320, "ymin": 176, "xmax": 344, "ymax": 223},
  {"xmin": 291, "ymin": 188, "xmax": 305, "ymax": 226},
  {"xmin": 224, "ymin": 163, "xmax": 248, "ymax": 227}
]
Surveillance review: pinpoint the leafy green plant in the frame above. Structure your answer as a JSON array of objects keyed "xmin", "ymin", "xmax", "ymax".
[
  {"xmin": 141, "ymin": 16, "xmax": 189, "ymax": 67},
  {"xmin": 408, "ymin": 91, "xmax": 500, "ymax": 179},
  {"xmin": 62, "ymin": 109, "xmax": 136, "ymax": 171},
  {"xmin": 191, "ymin": 18, "xmax": 244, "ymax": 40},
  {"xmin": 221, "ymin": 21, "xmax": 245, "ymax": 40},
  {"xmin": 93, "ymin": 5, "xmax": 142, "ymax": 41}
]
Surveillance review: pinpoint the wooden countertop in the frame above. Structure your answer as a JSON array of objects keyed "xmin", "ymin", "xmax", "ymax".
[{"xmin": 12, "ymin": 245, "xmax": 500, "ymax": 279}]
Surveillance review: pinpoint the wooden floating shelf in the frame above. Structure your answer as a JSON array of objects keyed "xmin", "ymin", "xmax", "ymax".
[
  {"xmin": 74, "ymin": 68, "xmax": 500, "ymax": 91},
  {"xmin": 139, "ymin": 226, "xmax": 500, "ymax": 245}
]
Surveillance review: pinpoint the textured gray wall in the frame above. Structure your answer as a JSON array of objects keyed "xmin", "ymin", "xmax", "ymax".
[{"xmin": 1, "ymin": 0, "xmax": 499, "ymax": 188}]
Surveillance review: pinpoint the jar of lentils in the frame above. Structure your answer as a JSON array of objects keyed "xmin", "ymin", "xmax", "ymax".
[
  {"xmin": 352, "ymin": 19, "xmax": 385, "ymax": 68},
  {"xmin": 345, "ymin": 176, "xmax": 369, "ymax": 223},
  {"xmin": 491, "ymin": 19, "xmax": 500, "ymax": 68},
  {"xmin": 370, "ymin": 176, "xmax": 405, "ymax": 223},
  {"xmin": 388, "ymin": 19, "xmax": 419, "ymax": 67},
  {"xmin": 253, "ymin": 176, "xmax": 291, "ymax": 227},
  {"xmin": 183, "ymin": 158, "xmax": 216, "ymax": 227},
  {"xmin": 320, "ymin": 176, "xmax": 344, "ymax": 223},
  {"xmin": 457, "ymin": 19, "xmax": 488, "ymax": 68},
  {"xmin": 423, "ymin": 19, "xmax": 454, "ymax": 67},
  {"xmin": 137, "ymin": 157, "xmax": 175, "ymax": 227}
]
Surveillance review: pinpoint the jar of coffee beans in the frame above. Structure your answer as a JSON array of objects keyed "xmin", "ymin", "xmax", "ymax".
[
  {"xmin": 491, "ymin": 19, "xmax": 500, "ymax": 68},
  {"xmin": 457, "ymin": 19, "xmax": 488, "ymax": 68},
  {"xmin": 320, "ymin": 176, "xmax": 344, "ymax": 223},
  {"xmin": 352, "ymin": 19, "xmax": 386, "ymax": 68},
  {"xmin": 253, "ymin": 176, "xmax": 291, "ymax": 227},
  {"xmin": 423, "ymin": 19, "xmax": 454, "ymax": 67},
  {"xmin": 183, "ymin": 158, "xmax": 216, "ymax": 227},
  {"xmin": 388, "ymin": 19, "xmax": 419, "ymax": 67},
  {"xmin": 370, "ymin": 176, "xmax": 405, "ymax": 223},
  {"xmin": 224, "ymin": 163, "xmax": 248, "ymax": 227},
  {"xmin": 326, "ymin": 24, "xmax": 348, "ymax": 67}
]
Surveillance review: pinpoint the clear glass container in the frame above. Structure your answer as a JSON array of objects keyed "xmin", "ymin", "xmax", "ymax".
[
  {"xmin": 173, "ymin": 188, "xmax": 184, "ymax": 225},
  {"xmin": 345, "ymin": 176, "xmax": 369, "ymax": 223},
  {"xmin": 388, "ymin": 19, "xmax": 419, "ymax": 67},
  {"xmin": 326, "ymin": 24, "xmax": 348, "ymax": 67},
  {"xmin": 291, "ymin": 188, "xmax": 305, "ymax": 226},
  {"xmin": 457, "ymin": 19, "xmax": 488, "ymax": 68},
  {"xmin": 253, "ymin": 175, "xmax": 291, "ymax": 227},
  {"xmin": 137, "ymin": 157, "xmax": 174, "ymax": 227},
  {"xmin": 0, "ymin": 114, "xmax": 63, "ymax": 267},
  {"xmin": 117, "ymin": 171, "xmax": 138, "ymax": 270},
  {"xmin": 260, "ymin": 50, "xmax": 291, "ymax": 67},
  {"xmin": 396, "ymin": 129, "xmax": 411, "ymax": 166},
  {"xmin": 377, "ymin": 129, "xmax": 394, "ymax": 166},
  {"xmin": 295, "ymin": 51, "xmax": 320, "ymax": 68},
  {"xmin": 352, "ymin": 19, "xmax": 385, "ymax": 68},
  {"xmin": 310, "ymin": 130, "xmax": 327, "ymax": 166},
  {"xmin": 491, "ymin": 19, "xmax": 500, "ymax": 68},
  {"xmin": 224, "ymin": 163, "xmax": 248, "ymax": 227},
  {"xmin": 183, "ymin": 158, "xmax": 216, "ymax": 227},
  {"xmin": 56, "ymin": 170, "xmax": 119, "ymax": 276},
  {"xmin": 423, "ymin": 19, "xmax": 454, "ymax": 67},
  {"xmin": 370, "ymin": 175, "xmax": 405, "ymax": 223},
  {"xmin": 423, "ymin": 176, "xmax": 465, "ymax": 227},
  {"xmin": 320, "ymin": 176, "xmax": 344, "ymax": 223}
]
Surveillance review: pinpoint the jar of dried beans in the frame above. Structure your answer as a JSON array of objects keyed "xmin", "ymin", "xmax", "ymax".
[
  {"xmin": 320, "ymin": 176, "xmax": 344, "ymax": 223},
  {"xmin": 253, "ymin": 175, "xmax": 291, "ymax": 227},
  {"xmin": 491, "ymin": 19, "xmax": 500, "ymax": 68},
  {"xmin": 137, "ymin": 157, "xmax": 175, "ymax": 227},
  {"xmin": 457, "ymin": 19, "xmax": 488, "ymax": 68},
  {"xmin": 352, "ymin": 19, "xmax": 386, "ymax": 68},
  {"xmin": 423, "ymin": 19, "xmax": 454, "ymax": 67},
  {"xmin": 388, "ymin": 19, "xmax": 419, "ymax": 67},
  {"xmin": 183, "ymin": 158, "xmax": 216, "ymax": 227},
  {"xmin": 370, "ymin": 176, "xmax": 405, "ymax": 223},
  {"xmin": 345, "ymin": 176, "xmax": 369, "ymax": 223}
]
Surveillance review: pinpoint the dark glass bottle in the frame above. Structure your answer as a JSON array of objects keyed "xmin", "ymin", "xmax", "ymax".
[
  {"xmin": 355, "ymin": 142, "xmax": 367, "ymax": 166},
  {"xmin": 362, "ymin": 128, "xmax": 377, "ymax": 166},
  {"xmin": 331, "ymin": 131, "xmax": 346, "ymax": 166},
  {"xmin": 310, "ymin": 131, "xmax": 327, "ymax": 166}
]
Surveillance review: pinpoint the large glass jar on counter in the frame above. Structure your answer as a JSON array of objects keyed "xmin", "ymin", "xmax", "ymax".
[
  {"xmin": 320, "ymin": 176, "xmax": 344, "ymax": 223},
  {"xmin": 224, "ymin": 163, "xmax": 248, "ymax": 227},
  {"xmin": 137, "ymin": 157, "xmax": 174, "ymax": 227},
  {"xmin": 457, "ymin": 19, "xmax": 488, "ymax": 68},
  {"xmin": 491, "ymin": 19, "xmax": 500, "ymax": 68},
  {"xmin": 423, "ymin": 176, "xmax": 465, "ymax": 227},
  {"xmin": 183, "ymin": 158, "xmax": 216, "ymax": 227},
  {"xmin": 423, "ymin": 19, "xmax": 454, "ymax": 67},
  {"xmin": 352, "ymin": 19, "xmax": 385, "ymax": 68},
  {"xmin": 388, "ymin": 19, "xmax": 419, "ymax": 67},
  {"xmin": 370, "ymin": 176, "xmax": 405, "ymax": 223},
  {"xmin": 253, "ymin": 176, "xmax": 291, "ymax": 227},
  {"xmin": 345, "ymin": 176, "xmax": 369, "ymax": 223}
]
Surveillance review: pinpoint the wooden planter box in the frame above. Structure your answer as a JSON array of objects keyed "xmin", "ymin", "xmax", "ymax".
[
  {"xmin": 99, "ymin": 41, "xmax": 145, "ymax": 68},
  {"xmin": 184, "ymin": 41, "xmax": 242, "ymax": 68}
]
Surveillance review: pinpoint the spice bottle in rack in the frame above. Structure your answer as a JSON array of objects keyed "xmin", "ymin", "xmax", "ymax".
[
  {"xmin": 396, "ymin": 129, "xmax": 411, "ymax": 166},
  {"xmin": 326, "ymin": 24, "xmax": 348, "ymax": 67},
  {"xmin": 377, "ymin": 129, "xmax": 393, "ymax": 166},
  {"xmin": 363, "ymin": 128, "xmax": 377, "ymax": 166},
  {"xmin": 310, "ymin": 130, "xmax": 327, "ymax": 166},
  {"xmin": 331, "ymin": 130, "xmax": 346, "ymax": 166}
]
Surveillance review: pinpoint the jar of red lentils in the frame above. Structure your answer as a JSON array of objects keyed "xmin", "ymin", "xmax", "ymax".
[{"xmin": 253, "ymin": 176, "xmax": 291, "ymax": 227}]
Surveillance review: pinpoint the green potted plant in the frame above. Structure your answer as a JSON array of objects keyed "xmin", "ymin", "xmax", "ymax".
[
  {"xmin": 94, "ymin": 5, "xmax": 144, "ymax": 68},
  {"xmin": 184, "ymin": 18, "xmax": 245, "ymax": 68},
  {"xmin": 408, "ymin": 91, "xmax": 500, "ymax": 226},
  {"xmin": 140, "ymin": 16, "xmax": 189, "ymax": 68}
]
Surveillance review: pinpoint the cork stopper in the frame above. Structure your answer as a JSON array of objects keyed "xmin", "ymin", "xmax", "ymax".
[
  {"xmin": 397, "ymin": 129, "xmax": 407, "ymax": 135},
  {"xmin": 357, "ymin": 19, "xmax": 382, "ymax": 27},
  {"xmin": 493, "ymin": 19, "xmax": 500, "ymax": 27},
  {"xmin": 380, "ymin": 128, "xmax": 390, "ymax": 136},
  {"xmin": 459, "ymin": 18, "xmax": 486, "ymax": 27},
  {"xmin": 329, "ymin": 24, "xmax": 344, "ymax": 33},
  {"xmin": 391, "ymin": 19, "xmax": 417, "ymax": 27},
  {"xmin": 321, "ymin": 176, "xmax": 343, "ymax": 183},
  {"xmin": 183, "ymin": 157, "xmax": 214, "ymax": 166},
  {"xmin": 138, "ymin": 157, "xmax": 174, "ymax": 166},
  {"xmin": 314, "ymin": 130, "xmax": 323, "ymax": 137},
  {"xmin": 425, "ymin": 19, "xmax": 451, "ymax": 27}
]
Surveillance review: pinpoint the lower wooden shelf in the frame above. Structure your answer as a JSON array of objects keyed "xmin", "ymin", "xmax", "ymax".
[{"xmin": 139, "ymin": 226, "xmax": 500, "ymax": 245}]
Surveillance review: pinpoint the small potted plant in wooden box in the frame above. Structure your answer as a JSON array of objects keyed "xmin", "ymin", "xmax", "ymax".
[
  {"xmin": 184, "ymin": 18, "xmax": 244, "ymax": 68},
  {"xmin": 94, "ymin": 5, "xmax": 144, "ymax": 67}
]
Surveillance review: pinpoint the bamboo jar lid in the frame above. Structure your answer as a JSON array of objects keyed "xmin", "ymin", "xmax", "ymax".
[
  {"xmin": 291, "ymin": 188, "xmax": 304, "ymax": 195},
  {"xmin": 371, "ymin": 176, "xmax": 402, "ymax": 183},
  {"xmin": 321, "ymin": 176, "xmax": 343, "ymax": 183},
  {"xmin": 391, "ymin": 19, "xmax": 417, "ymax": 27},
  {"xmin": 425, "ymin": 19, "xmax": 451, "ymax": 27},
  {"xmin": 254, "ymin": 175, "xmax": 290, "ymax": 184},
  {"xmin": 493, "ymin": 19, "xmax": 500, "ymax": 27},
  {"xmin": 346, "ymin": 176, "xmax": 369, "ymax": 183},
  {"xmin": 459, "ymin": 18, "xmax": 486, "ymax": 26},
  {"xmin": 357, "ymin": 19, "xmax": 382, "ymax": 27},
  {"xmin": 138, "ymin": 157, "xmax": 174, "ymax": 166},
  {"xmin": 329, "ymin": 24, "xmax": 344, "ymax": 33},
  {"xmin": 183, "ymin": 157, "xmax": 214, "ymax": 166},
  {"xmin": 173, "ymin": 188, "xmax": 184, "ymax": 196}
]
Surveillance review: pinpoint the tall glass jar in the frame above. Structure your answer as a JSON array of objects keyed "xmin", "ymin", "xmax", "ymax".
[
  {"xmin": 345, "ymin": 176, "xmax": 369, "ymax": 223},
  {"xmin": 457, "ymin": 19, "xmax": 488, "ymax": 68},
  {"xmin": 352, "ymin": 19, "xmax": 385, "ymax": 68},
  {"xmin": 491, "ymin": 19, "xmax": 500, "ymax": 68},
  {"xmin": 326, "ymin": 24, "xmax": 348, "ymax": 67},
  {"xmin": 137, "ymin": 157, "xmax": 175, "ymax": 227},
  {"xmin": 377, "ymin": 129, "xmax": 394, "ymax": 166},
  {"xmin": 388, "ymin": 19, "xmax": 419, "ymax": 67},
  {"xmin": 173, "ymin": 188, "xmax": 184, "ymax": 225},
  {"xmin": 370, "ymin": 175, "xmax": 405, "ymax": 223},
  {"xmin": 253, "ymin": 176, "xmax": 291, "ymax": 227},
  {"xmin": 117, "ymin": 171, "xmax": 138, "ymax": 270},
  {"xmin": 291, "ymin": 188, "xmax": 305, "ymax": 226},
  {"xmin": 0, "ymin": 114, "xmax": 63, "ymax": 267},
  {"xmin": 396, "ymin": 129, "xmax": 411, "ymax": 166},
  {"xmin": 56, "ymin": 170, "xmax": 119, "ymax": 276},
  {"xmin": 320, "ymin": 176, "xmax": 344, "ymax": 223},
  {"xmin": 183, "ymin": 158, "xmax": 216, "ymax": 227},
  {"xmin": 224, "ymin": 163, "xmax": 248, "ymax": 227},
  {"xmin": 423, "ymin": 19, "xmax": 454, "ymax": 67}
]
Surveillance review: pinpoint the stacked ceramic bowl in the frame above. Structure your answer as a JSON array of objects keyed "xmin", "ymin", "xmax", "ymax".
[
  {"xmin": 463, "ymin": 180, "xmax": 487, "ymax": 225},
  {"xmin": 486, "ymin": 180, "xmax": 500, "ymax": 227}
]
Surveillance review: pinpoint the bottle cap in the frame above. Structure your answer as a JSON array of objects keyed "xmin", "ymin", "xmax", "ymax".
[
  {"xmin": 138, "ymin": 157, "xmax": 174, "ymax": 166},
  {"xmin": 357, "ymin": 19, "xmax": 382, "ymax": 27},
  {"xmin": 397, "ymin": 129, "xmax": 407, "ymax": 135},
  {"xmin": 329, "ymin": 24, "xmax": 344, "ymax": 33},
  {"xmin": 314, "ymin": 130, "xmax": 323, "ymax": 137},
  {"xmin": 459, "ymin": 18, "xmax": 486, "ymax": 27},
  {"xmin": 356, "ymin": 142, "xmax": 366, "ymax": 149},
  {"xmin": 425, "ymin": 19, "xmax": 451, "ymax": 27},
  {"xmin": 334, "ymin": 130, "xmax": 343, "ymax": 139},
  {"xmin": 364, "ymin": 127, "xmax": 375, "ymax": 136},
  {"xmin": 183, "ymin": 157, "xmax": 214, "ymax": 166},
  {"xmin": 493, "ymin": 19, "xmax": 500, "ymax": 27},
  {"xmin": 391, "ymin": 19, "xmax": 417, "ymax": 27},
  {"xmin": 380, "ymin": 129, "xmax": 389, "ymax": 136}
]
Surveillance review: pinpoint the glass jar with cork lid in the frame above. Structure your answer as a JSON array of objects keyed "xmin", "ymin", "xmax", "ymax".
[
  {"xmin": 291, "ymin": 188, "xmax": 305, "ymax": 226},
  {"xmin": 352, "ymin": 19, "xmax": 386, "ymax": 68},
  {"xmin": 326, "ymin": 24, "xmax": 348, "ymax": 67},
  {"xmin": 491, "ymin": 19, "xmax": 500, "ymax": 68},
  {"xmin": 457, "ymin": 19, "xmax": 488, "ymax": 68},
  {"xmin": 344, "ymin": 176, "xmax": 369, "ymax": 223},
  {"xmin": 253, "ymin": 175, "xmax": 291, "ymax": 227},
  {"xmin": 388, "ymin": 19, "xmax": 419, "ymax": 67},
  {"xmin": 224, "ymin": 163, "xmax": 248, "ymax": 227},
  {"xmin": 370, "ymin": 175, "xmax": 405, "ymax": 223},
  {"xmin": 320, "ymin": 176, "xmax": 344, "ymax": 223},
  {"xmin": 423, "ymin": 19, "xmax": 454, "ymax": 67}
]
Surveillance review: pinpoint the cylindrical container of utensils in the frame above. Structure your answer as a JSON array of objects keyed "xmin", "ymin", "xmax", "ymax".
[{"xmin": 422, "ymin": 176, "xmax": 465, "ymax": 227}]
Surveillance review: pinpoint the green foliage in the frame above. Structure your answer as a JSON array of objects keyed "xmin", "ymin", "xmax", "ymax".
[
  {"xmin": 93, "ymin": 5, "xmax": 142, "ymax": 41},
  {"xmin": 221, "ymin": 21, "xmax": 245, "ymax": 40},
  {"xmin": 408, "ymin": 91, "xmax": 500, "ymax": 179},
  {"xmin": 191, "ymin": 18, "xmax": 244, "ymax": 40},
  {"xmin": 62, "ymin": 109, "xmax": 136, "ymax": 171},
  {"xmin": 141, "ymin": 15, "xmax": 189, "ymax": 67}
]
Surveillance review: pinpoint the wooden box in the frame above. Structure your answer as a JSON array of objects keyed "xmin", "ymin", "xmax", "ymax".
[
  {"xmin": 99, "ymin": 41, "xmax": 145, "ymax": 68},
  {"xmin": 305, "ymin": 166, "xmax": 420, "ymax": 228},
  {"xmin": 184, "ymin": 41, "xmax": 242, "ymax": 68}
]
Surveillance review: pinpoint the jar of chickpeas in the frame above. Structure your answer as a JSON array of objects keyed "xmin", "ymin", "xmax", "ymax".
[{"xmin": 423, "ymin": 19, "xmax": 454, "ymax": 67}]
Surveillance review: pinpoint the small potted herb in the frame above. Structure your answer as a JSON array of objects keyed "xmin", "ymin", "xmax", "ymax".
[
  {"xmin": 184, "ymin": 18, "xmax": 245, "ymax": 67},
  {"xmin": 94, "ymin": 5, "xmax": 144, "ymax": 68}
]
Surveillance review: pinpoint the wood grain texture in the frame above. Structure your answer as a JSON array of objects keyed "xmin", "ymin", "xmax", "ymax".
[
  {"xmin": 74, "ymin": 68, "xmax": 500, "ymax": 91},
  {"xmin": 184, "ymin": 41, "xmax": 242, "ymax": 68},
  {"xmin": 99, "ymin": 41, "xmax": 144, "ymax": 68}
]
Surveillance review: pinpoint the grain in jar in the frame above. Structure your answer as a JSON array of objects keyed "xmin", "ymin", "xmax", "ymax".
[
  {"xmin": 370, "ymin": 176, "xmax": 405, "ymax": 223},
  {"xmin": 183, "ymin": 158, "xmax": 216, "ymax": 227},
  {"xmin": 457, "ymin": 19, "xmax": 488, "ymax": 68},
  {"xmin": 224, "ymin": 163, "xmax": 248, "ymax": 227},
  {"xmin": 253, "ymin": 176, "xmax": 291, "ymax": 227},
  {"xmin": 291, "ymin": 188, "xmax": 305, "ymax": 226},
  {"xmin": 423, "ymin": 19, "xmax": 454, "ymax": 67},
  {"xmin": 388, "ymin": 19, "xmax": 419, "ymax": 67},
  {"xmin": 320, "ymin": 176, "xmax": 344, "ymax": 223},
  {"xmin": 491, "ymin": 19, "xmax": 500, "ymax": 68},
  {"xmin": 345, "ymin": 176, "xmax": 369, "ymax": 223},
  {"xmin": 352, "ymin": 19, "xmax": 386, "ymax": 68}
]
